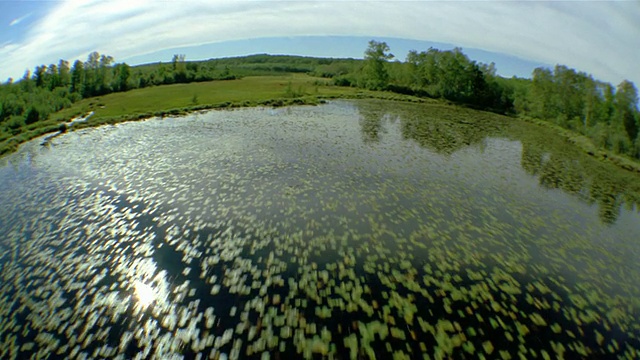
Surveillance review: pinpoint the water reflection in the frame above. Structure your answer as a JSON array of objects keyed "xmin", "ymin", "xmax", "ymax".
[
  {"xmin": 355, "ymin": 100, "xmax": 640, "ymax": 224},
  {"xmin": 355, "ymin": 100, "xmax": 506, "ymax": 155},
  {"xmin": 358, "ymin": 105, "xmax": 385, "ymax": 144},
  {"xmin": 518, "ymin": 131, "xmax": 638, "ymax": 224}
]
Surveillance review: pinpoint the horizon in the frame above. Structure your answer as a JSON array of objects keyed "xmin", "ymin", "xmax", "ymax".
[
  {"xmin": 1, "ymin": 1, "xmax": 638, "ymax": 87},
  {"xmin": 120, "ymin": 36, "xmax": 551, "ymax": 81}
]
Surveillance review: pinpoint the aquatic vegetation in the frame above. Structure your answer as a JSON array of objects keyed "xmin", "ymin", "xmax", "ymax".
[{"xmin": 0, "ymin": 100, "xmax": 638, "ymax": 359}]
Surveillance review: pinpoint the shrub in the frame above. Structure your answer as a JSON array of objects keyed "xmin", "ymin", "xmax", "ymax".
[
  {"xmin": 333, "ymin": 75, "xmax": 358, "ymax": 87},
  {"xmin": 6, "ymin": 116, "xmax": 24, "ymax": 134},
  {"xmin": 24, "ymin": 106, "xmax": 40, "ymax": 125}
]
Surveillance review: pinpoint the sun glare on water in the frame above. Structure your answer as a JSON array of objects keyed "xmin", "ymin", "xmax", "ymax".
[{"xmin": 134, "ymin": 281, "xmax": 156, "ymax": 308}]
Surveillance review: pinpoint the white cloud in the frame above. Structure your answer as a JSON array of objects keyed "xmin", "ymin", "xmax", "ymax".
[{"xmin": 0, "ymin": 0, "xmax": 638, "ymax": 86}]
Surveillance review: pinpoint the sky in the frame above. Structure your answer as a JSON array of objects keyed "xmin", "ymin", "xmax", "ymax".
[{"xmin": 0, "ymin": 0, "xmax": 639, "ymax": 87}]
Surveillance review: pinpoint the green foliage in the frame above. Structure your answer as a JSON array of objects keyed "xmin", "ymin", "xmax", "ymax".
[
  {"xmin": 70, "ymin": 60, "xmax": 85, "ymax": 94},
  {"xmin": 311, "ymin": 60, "xmax": 360, "ymax": 78},
  {"xmin": 362, "ymin": 40, "xmax": 394, "ymax": 90},
  {"xmin": 113, "ymin": 63, "xmax": 131, "ymax": 92},
  {"xmin": 404, "ymin": 47, "xmax": 498, "ymax": 108},
  {"xmin": 6, "ymin": 116, "xmax": 24, "ymax": 132},
  {"xmin": 24, "ymin": 106, "xmax": 40, "ymax": 125},
  {"xmin": 615, "ymin": 80, "xmax": 639, "ymax": 141},
  {"xmin": 333, "ymin": 74, "xmax": 358, "ymax": 87},
  {"xmin": 513, "ymin": 64, "xmax": 640, "ymax": 159},
  {"xmin": 634, "ymin": 136, "xmax": 640, "ymax": 159}
]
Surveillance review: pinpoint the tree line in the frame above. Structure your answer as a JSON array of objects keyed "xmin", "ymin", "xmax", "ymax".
[{"xmin": 337, "ymin": 40, "xmax": 640, "ymax": 160}]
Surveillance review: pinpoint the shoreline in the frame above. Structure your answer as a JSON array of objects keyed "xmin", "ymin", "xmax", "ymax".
[
  {"xmin": 517, "ymin": 115, "xmax": 640, "ymax": 174},
  {"xmin": 1, "ymin": 93, "xmax": 639, "ymax": 175},
  {"xmin": 0, "ymin": 90, "xmax": 429, "ymax": 158}
]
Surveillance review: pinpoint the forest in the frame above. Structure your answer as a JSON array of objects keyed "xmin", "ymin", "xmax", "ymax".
[{"xmin": 0, "ymin": 41, "xmax": 638, "ymax": 161}]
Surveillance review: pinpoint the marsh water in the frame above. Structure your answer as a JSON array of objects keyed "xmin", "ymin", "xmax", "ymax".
[{"xmin": 0, "ymin": 100, "xmax": 639, "ymax": 359}]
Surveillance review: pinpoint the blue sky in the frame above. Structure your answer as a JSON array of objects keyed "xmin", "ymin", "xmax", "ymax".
[{"xmin": 0, "ymin": 1, "xmax": 639, "ymax": 86}]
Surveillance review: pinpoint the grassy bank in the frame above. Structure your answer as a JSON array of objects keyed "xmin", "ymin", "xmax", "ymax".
[
  {"xmin": 518, "ymin": 115, "xmax": 640, "ymax": 174},
  {"xmin": 50, "ymin": 74, "xmax": 431, "ymax": 123}
]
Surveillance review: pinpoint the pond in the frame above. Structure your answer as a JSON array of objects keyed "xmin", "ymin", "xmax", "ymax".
[{"xmin": 0, "ymin": 100, "xmax": 639, "ymax": 359}]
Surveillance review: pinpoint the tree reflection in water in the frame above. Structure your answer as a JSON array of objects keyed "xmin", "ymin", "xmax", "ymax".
[{"xmin": 355, "ymin": 100, "xmax": 640, "ymax": 225}]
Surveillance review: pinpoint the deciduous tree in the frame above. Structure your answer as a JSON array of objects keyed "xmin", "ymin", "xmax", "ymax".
[{"xmin": 362, "ymin": 40, "xmax": 393, "ymax": 90}]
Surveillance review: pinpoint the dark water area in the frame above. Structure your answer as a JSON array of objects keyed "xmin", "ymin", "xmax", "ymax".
[{"xmin": 0, "ymin": 100, "xmax": 638, "ymax": 359}]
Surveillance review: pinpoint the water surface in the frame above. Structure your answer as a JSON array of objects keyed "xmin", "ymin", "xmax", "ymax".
[{"xmin": 0, "ymin": 100, "xmax": 639, "ymax": 359}]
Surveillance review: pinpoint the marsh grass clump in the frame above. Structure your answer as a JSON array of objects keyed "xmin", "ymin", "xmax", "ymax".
[{"xmin": 284, "ymin": 81, "xmax": 306, "ymax": 98}]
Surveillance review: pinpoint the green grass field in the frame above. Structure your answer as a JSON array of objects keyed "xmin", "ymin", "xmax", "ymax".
[{"xmin": 51, "ymin": 74, "xmax": 356, "ymax": 122}]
